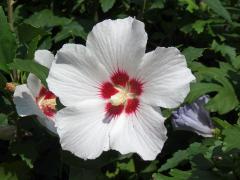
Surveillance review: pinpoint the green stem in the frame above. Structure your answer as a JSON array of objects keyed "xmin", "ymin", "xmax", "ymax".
[
  {"xmin": 7, "ymin": 0, "xmax": 14, "ymax": 32},
  {"xmin": 7, "ymin": 0, "xmax": 18, "ymax": 82},
  {"xmin": 141, "ymin": 0, "xmax": 147, "ymax": 19}
]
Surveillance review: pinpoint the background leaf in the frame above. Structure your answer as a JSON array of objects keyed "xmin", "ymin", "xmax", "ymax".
[
  {"xmin": 203, "ymin": 0, "xmax": 232, "ymax": 23},
  {"xmin": 222, "ymin": 125, "xmax": 240, "ymax": 151},
  {"xmin": 8, "ymin": 59, "xmax": 49, "ymax": 86},
  {"xmin": 100, "ymin": 0, "xmax": 116, "ymax": 12},
  {"xmin": 0, "ymin": 6, "xmax": 17, "ymax": 73}
]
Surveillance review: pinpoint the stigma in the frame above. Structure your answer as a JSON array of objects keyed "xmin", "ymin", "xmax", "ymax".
[
  {"xmin": 36, "ymin": 86, "xmax": 56, "ymax": 118},
  {"xmin": 100, "ymin": 70, "xmax": 143, "ymax": 117},
  {"xmin": 110, "ymin": 85, "xmax": 135, "ymax": 106}
]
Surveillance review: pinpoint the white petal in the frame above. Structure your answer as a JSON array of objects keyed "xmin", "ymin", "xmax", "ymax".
[
  {"xmin": 110, "ymin": 103, "xmax": 167, "ymax": 160},
  {"xmin": 138, "ymin": 47, "xmax": 195, "ymax": 108},
  {"xmin": 13, "ymin": 85, "xmax": 57, "ymax": 134},
  {"xmin": 13, "ymin": 84, "xmax": 43, "ymax": 117},
  {"xmin": 37, "ymin": 116, "xmax": 57, "ymax": 134},
  {"xmin": 86, "ymin": 17, "xmax": 147, "ymax": 77},
  {"xmin": 55, "ymin": 99, "xmax": 113, "ymax": 159},
  {"xmin": 47, "ymin": 44, "xmax": 109, "ymax": 107},
  {"xmin": 27, "ymin": 74, "xmax": 41, "ymax": 98},
  {"xmin": 34, "ymin": 50, "xmax": 55, "ymax": 68}
]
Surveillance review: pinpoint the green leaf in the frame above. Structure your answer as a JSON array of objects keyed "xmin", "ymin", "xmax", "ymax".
[
  {"xmin": 150, "ymin": 0, "xmax": 165, "ymax": 9},
  {"xmin": 17, "ymin": 23, "xmax": 47, "ymax": 43},
  {"xmin": 0, "ymin": 113, "xmax": 8, "ymax": 126},
  {"xmin": 153, "ymin": 169, "xmax": 191, "ymax": 180},
  {"xmin": 170, "ymin": 169, "xmax": 191, "ymax": 179},
  {"xmin": 17, "ymin": 24, "xmax": 47, "ymax": 59},
  {"xmin": 69, "ymin": 167, "xmax": 104, "ymax": 180},
  {"xmin": 26, "ymin": 35, "xmax": 41, "ymax": 59},
  {"xmin": 159, "ymin": 143, "xmax": 208, "ymax": 172},
  {"xmin": 25, "ymin": 9, "xmax": 71, "ymax": 28},
  {"xmin": 192, "ymin": 20, "xmax": 213, "ymax": 34},
  {"xmin": 212, "ymin": 117, "xmax": 231, "ymax": 129},
  {"xmin": 211, "ymin": 40, "xmax": 236, "ymax": 63},
  {"xmin": 159, "ymin": 150, "xmax": 188, "ymax": 172},
  {"xmin": 0, "ymin": 6, "xmax": 17, "ymax": 73},
  {"xmin": 0, "ymin": 164, "xmax": 17, "ymax": 180},
  {"xmin": 117, "ymin": 159, "xmax": 135, "ymax": 173},
  {"xmin": 0, "ymin": 72, "xmax": 7, "ymax": 88},
  {"xmin": 55, "ymin": 21, "xmax": 87, "ymax": 42},
  {"xmin": 100, "ymin": 0, "xmax": 116, "ymax": 12},
  {"xmin": 205, "ymin": 88, "xmax": 238, "ymax": 114},
  {"xmin": 186, "ymin": 82, "xmax": 221, "ymax": 103},
  {"xmin": 203, "ymin": 0, "xmax": 232, "ymax": 23},
  {"xmin": 179, "ymin": 0, "xmax": 199, "ymax": 13},
  {"xmin": 232, "ymin": 55, "xmax": 240, "ymax": 70},
  {"xmin": 19, "ymin": 155, "xmax": 33, "ymax": 169},
  {"xmin": 141, "ymin": 160, "xmax": 158, "ymax": 173},
  {"xmin": 182, "ymin": 47, "xmax": 205, "ymax": 63},
  {"xmin": 190, "ymin": 169, "xmax": 220, "ymax": 180},
  {"xmin": 194, "ymin": 67, "xmax": 239, "ymax": 114},
  {"xmin": 8, "ymin": 59, "xmax": 49, "ymax": 86},
  {"xmin": 0, "ymin": 161, "xmax": 31, "ymax": 180},
  {"xmin": 222, "ymin": 126, "xmax": 240, "ymax": 151}
]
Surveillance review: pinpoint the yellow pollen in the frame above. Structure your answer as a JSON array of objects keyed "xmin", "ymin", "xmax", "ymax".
[
  {"xmin": 110, "ymin": 86, "xmax": 135, "ymax": 106},
  {"xmin": 38, "ymin": 97, "xmax": 56, "ymax": 109}
]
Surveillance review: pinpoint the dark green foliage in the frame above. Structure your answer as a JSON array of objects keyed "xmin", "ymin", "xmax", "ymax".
[
  {"xmin": 0, "ymin": 7, "xmax": 17, "ymax": 73},
  {"xmin": 0, "ymin": 0, "xmax": 239, "ymax": 179}
]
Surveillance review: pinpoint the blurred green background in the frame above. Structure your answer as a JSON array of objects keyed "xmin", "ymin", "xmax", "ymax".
[{"xmin": 0, "ymin": 0, "xmax": 240, "ymax": 179}]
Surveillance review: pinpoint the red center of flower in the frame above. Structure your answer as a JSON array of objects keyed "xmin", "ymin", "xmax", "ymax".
[
  {"xmin": 100, "ymin": 70, "xmax": 143, "ymax": 117},
  {"xmin": 36, "ymin": 86, "xmax": 57, "ymax": 118}
]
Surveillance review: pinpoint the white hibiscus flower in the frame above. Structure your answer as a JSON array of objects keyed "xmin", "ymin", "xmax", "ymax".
[
  {"xmin": 13, "ymin": 50, "xmax": 57, "ymax": 134},
  {"xmin": 47, "ymin": 17, "xmax": 195, "ymax": 160}
]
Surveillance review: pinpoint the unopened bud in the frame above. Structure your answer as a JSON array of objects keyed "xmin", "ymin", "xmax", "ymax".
[{"xmin": 5, "ymin": 82, "xmax": 17, "ymax": 92}]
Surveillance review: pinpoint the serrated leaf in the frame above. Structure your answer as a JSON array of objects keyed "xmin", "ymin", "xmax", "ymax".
[
  {"xmin": 211, "ymin": 40, "xmax": 236, "ymax": 63},
  {"xmin": 159, "ymin": 150, "xmax": 188, "ymax": 172},
  {"xmin": 0, "ymin": 6, "xmax": 17, "ymax": 73},
  {"xmin": 159, "ymin": 143, "xmax": 208, "ymax": 172},
  {"xmin": 203, "ymin": 0, "xmax": 232, "ymax": 23},
  {"xmin": 55, "ymin": 21, "xmax": 87, "ymax": 42},
  {"xmin": 100, "ymin": 0, "xmax": 116, "ymax": 12},
  {"xmin": 8, "ymin": 59, "xmax": 49, "ymax": 87},
  {"xmin": 25, "ymin": 9, "xmax": 71, "ymax": 28},
  {"xmin": 222, "ymin": 126, "xmax": 240, "ymax": 151},
  {"xmin": 186, "ymin": 82, "xmax": 221, "ymax": 103},
  {"xmin": 195, "ymin": 67, "xmax": 239, "ymax": 114},
  {"xmin": 182, "ymin": 47, "xmax": 205, "ymax": 62},
  {"xmin": 205, "ymin": 85, "xmax": 238, "ymax": 114}
]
